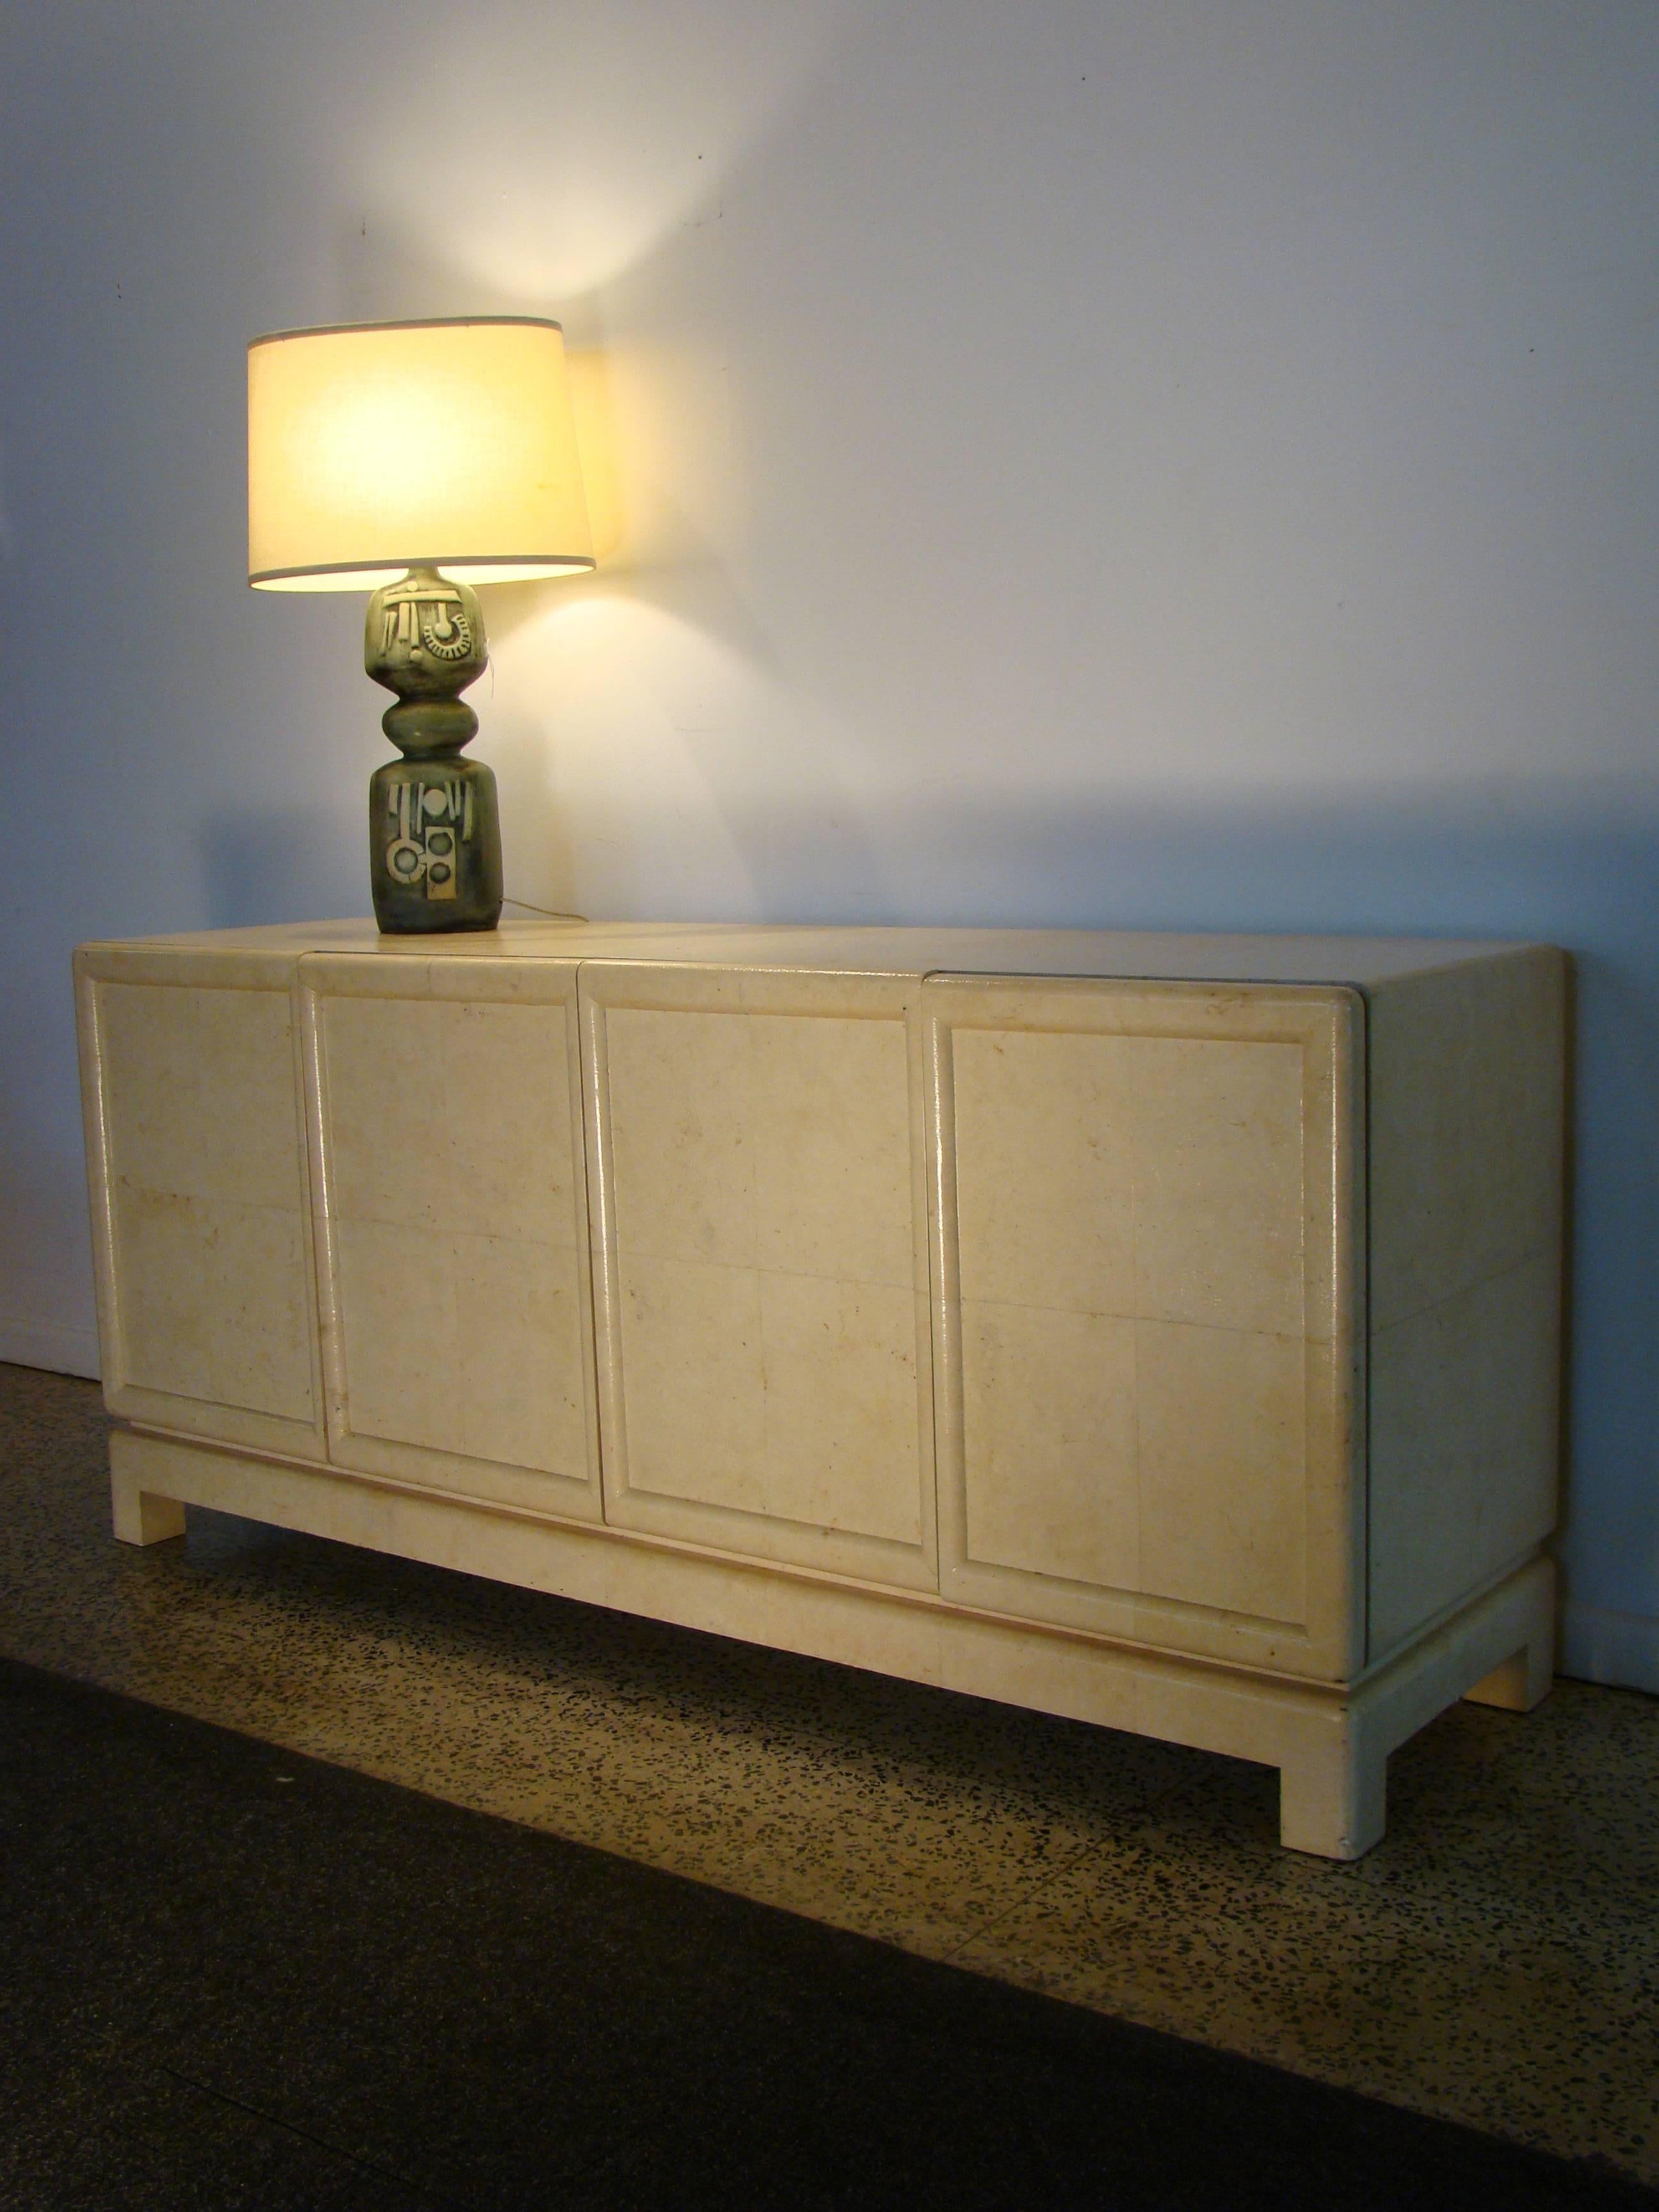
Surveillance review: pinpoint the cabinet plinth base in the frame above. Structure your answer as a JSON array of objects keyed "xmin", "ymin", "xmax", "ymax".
[
  {"xmin": 109, "ymin": 1428, "xmax": 1555, "ymax": 1863},
  {"xmin": 111, "ymin": 1474, "xmax": 186, "ymax": 1546},
  {"xmin": 1463, "ymin": 1638, "xmax": 1555, "ymax": 1713}
]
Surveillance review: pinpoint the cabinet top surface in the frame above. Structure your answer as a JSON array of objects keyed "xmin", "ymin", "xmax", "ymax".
[{"xmin": 75, "ymin": 917, "xmax": 1553, "ymax": 990}]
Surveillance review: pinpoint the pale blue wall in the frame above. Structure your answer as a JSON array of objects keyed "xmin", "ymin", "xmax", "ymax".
[{"xmin": 2, "ymin": 1, "xmax": 1655, "ymax": 1679}]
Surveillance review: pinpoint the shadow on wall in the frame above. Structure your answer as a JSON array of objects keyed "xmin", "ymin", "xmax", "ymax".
[
  {"xmin": 561, "ymin": 774, "xmax": 1658, "ymax": 1613},
  {"xmin": 201, "ymin": 808, "xmax": 368, "ymax": 931},
  {"xmin": 0, "ymin": 1118, "xmax": 102, "ymax": 1377},
  {"xmin": 201, "ymin": 741, "xmax": 1658, "ymax": 1624}
]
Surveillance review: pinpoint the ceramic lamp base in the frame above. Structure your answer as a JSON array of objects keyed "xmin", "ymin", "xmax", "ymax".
[
  {"xmin": 365, "ymin": 566, "xmax": 502, "ymax": 935},
  {"xmin": 369, "ymin": 755, "xmax": 502, "ymax": 933}
]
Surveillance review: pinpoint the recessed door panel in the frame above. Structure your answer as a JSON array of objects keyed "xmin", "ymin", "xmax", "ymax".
[
  {"xmin": 79, "ymin": 961, "xmax": 325, "ymax": 1458},
  {"xmin": 301, "ymin": 955, "xmax": 601, "ymax": 1519},
  {"xmin": 927, "ymin": 977, "xmax": 1363, "ymax": 1680},
  {"xmin": 582, "ymin": 964, "xmax": 936, "ymax": 1587}
]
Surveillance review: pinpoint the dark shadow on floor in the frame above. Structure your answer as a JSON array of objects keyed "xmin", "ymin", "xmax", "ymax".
[{"xmin": 2, "ymin": 1656, "xmax": 1653, "ymax": 2212}]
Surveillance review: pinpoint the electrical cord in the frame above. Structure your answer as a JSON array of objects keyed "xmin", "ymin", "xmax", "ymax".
[{"xmin": 501, "ymin": 897, "xmax": 589, "ymax": 922}]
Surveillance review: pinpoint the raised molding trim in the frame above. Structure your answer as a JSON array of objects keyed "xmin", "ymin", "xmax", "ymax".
[
  {"xmin": 1559, "ymin": 1601, "xmax": 1659, "ymax": 1697},
  {"xmin": 0, "ymin": 1317, "xmax": 100, "ymax": 1381}
]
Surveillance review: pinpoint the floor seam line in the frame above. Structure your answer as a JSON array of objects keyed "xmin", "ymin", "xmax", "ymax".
[
  {"xmin": 933, "ymin": 1827, "xmax": 1111, "ymax": 1965},
  {"xmin": 149, "ymin": 2055, "xmax": 465, "ymax": 2208}
]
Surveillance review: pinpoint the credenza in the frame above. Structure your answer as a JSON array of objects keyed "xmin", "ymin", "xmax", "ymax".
[{"xmin": 75, "ymin": 919, "xmax": 1565, "ymax": 1857}]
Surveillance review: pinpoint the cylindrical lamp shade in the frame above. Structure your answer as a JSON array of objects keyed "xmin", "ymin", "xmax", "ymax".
[{"xmin": 248, "ymin": 317, "xmax": 594, "ymax": 591}]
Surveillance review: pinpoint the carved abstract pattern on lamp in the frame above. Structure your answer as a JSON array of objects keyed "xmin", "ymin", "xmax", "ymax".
[
  {"xmin": 383, "ymin": 778, "xmax": 473, "ymax": 904},
  {"xmin": 372, "ymin": 577, "xmax": 479, "ymax": 666}
]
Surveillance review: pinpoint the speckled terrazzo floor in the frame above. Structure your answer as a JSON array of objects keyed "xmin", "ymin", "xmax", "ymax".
[{"xmin": 3, "ymin": 1364, "xmax": 1656, "ymax": 2188}]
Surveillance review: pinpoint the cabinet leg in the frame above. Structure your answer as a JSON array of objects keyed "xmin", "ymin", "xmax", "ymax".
[
  {"xmin": 1278, "ymin": 1720, "xmax": 1387, "ymax": 1860},
  {"xmin": 1463, "ymin": 1630, "xmax": 1554, "ymax": 1713},
  {"xmin": 111, "ymin": 1465, "xmax": 186, "ymax": 1546}
]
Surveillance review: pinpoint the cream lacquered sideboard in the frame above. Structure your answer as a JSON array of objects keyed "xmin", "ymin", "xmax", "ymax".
[{"xmin": 74, "ymin": 920, "xmax": 1565, "ymax": 1858}]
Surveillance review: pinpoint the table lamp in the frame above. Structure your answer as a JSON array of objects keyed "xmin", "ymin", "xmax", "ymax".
[{"xmin": 247, "ymin": 317, "xmax": 594, "ymax": 933}]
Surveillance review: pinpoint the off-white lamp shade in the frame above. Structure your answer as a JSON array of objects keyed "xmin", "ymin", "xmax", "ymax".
[{"xmin": 247, "ymin": 317, "xmax": 594, "ymax": 591}]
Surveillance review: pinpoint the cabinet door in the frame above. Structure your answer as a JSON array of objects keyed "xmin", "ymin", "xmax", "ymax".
[
  {"xmin": 77, "ymin": 949, "xmax": 326, "ymax": 1458},
  {"xmin": 301, "ymin": 954, "xmax": 602, "ymax": 1519},
  {"xmin": 581, "ymin": 963, "xmax": 936, "ymax": 1588},
  {"xmin": 927, "ymin": 977, "xmax": 1363, "ymax": 1680}
]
